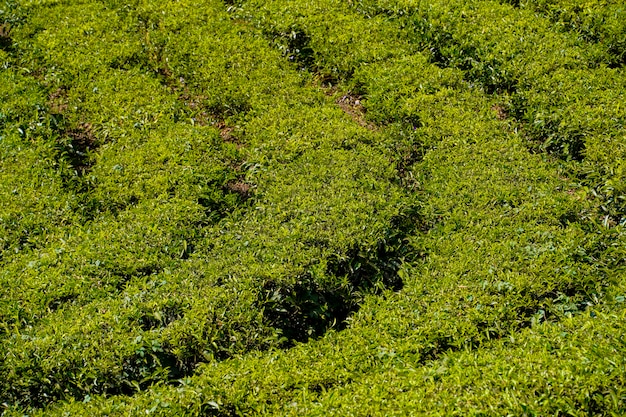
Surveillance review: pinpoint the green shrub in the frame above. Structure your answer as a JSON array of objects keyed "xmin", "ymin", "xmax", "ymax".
[{"xmin": 1, "ymin": 0, "xmax": 626, "ymax": 415}]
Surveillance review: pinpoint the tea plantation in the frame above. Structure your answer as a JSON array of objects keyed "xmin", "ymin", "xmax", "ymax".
[{"xmin": 0, "ymin": 0, "xmax": 625, "ymax": 415}]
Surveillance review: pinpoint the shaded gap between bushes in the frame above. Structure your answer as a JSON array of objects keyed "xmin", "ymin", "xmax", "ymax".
[{"xmin": 258, "ymin": 206, "xmax": 426, "ymax": 345}]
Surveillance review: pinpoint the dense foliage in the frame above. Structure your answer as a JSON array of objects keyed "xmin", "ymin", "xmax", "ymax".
[{"xmin": 0, "ymin": 0, "xmax": 625, "ymax": 415}]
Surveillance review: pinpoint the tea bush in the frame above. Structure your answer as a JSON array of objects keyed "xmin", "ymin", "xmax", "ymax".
[
  {"xmin": 348, "ymin": 0, "xmax": 626, "ymax": 225},
  {"xmin": 509, "ymin": 0, "xmax": 626, "ymax": 67},
  {"xmin": 1, "ymin": 0, "xmax": 417, "ymax": 408},
  {"xmin": 1, "ymin": 0, "xmax": 626, "ymax": 415}
]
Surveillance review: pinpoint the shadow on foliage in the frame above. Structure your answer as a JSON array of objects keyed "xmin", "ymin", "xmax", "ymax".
[
  {"xmin": 0, "ymin": 23, "xmax": 12, "ymax": 51},
  {"xmin": 260, "ymin": 207, "xmax": 425, "ymax": 345}
]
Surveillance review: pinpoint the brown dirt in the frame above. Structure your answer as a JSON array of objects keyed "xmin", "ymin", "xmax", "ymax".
[
  {"xmin": 336, "ymin": 93, "xmax": 377, "ymax": 131},
  {"xmin": 319, "ymin": 83, "xmax": 376, "ymax": 130},
  {"xmin": 49, "ymin": 87, "xmax": 69, "ymax": 114},
  {"xmin": 224, "ymin": 180, "xmax": 253, "ymax": 199},
  {"xmin": 492, "ymin": 104, "xmax": 508, "ymax": 120}
]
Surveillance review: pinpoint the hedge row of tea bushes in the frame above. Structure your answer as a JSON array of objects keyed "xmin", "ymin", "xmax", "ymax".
[
  {"xmin": 38, "ymin": 92, "xmax": 626, "ymax": 412},
  {"xmin": 349, "ymin": 0, "xmax": 626, "ymax": 224},
  {"xmin": 0, "ymin": 69, "xmax": 79, "ymax": 264},
  {"xmin": 231, "ymin": 0, "xmax": 626, "ymax": 223},
  {"xmin": 35, "ymin": 297, "xmax": 626, "ymax": 415},
  {"xmin": 508, "ymin": 0, "xmax": 626, "ymax": 68},
  {"xmin": 1, "ymin": 0, "xmax": 418, "ymax": 409},
  {"xmin": 27, "ymin": 71, "xmax": 626, "ymax": 413},
  {"xmin": 2, "ymin": 0, "xmax": 626, "ymax": 415}
]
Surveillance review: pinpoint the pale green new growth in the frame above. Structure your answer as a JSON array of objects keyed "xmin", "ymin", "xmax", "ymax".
[{"xmin": 0, "ymin": 0, "xmax": 625, "ymax": 415}]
